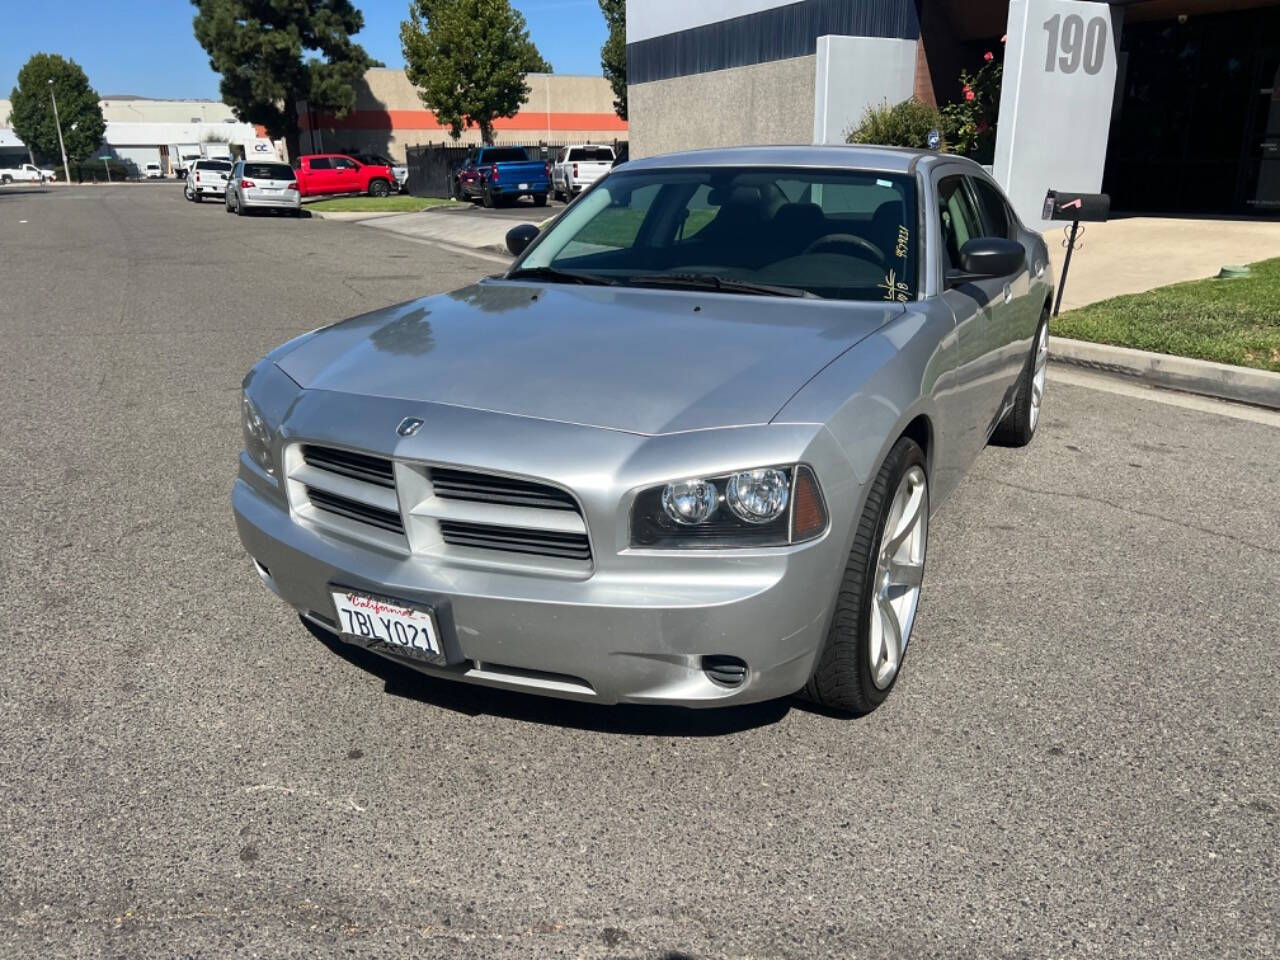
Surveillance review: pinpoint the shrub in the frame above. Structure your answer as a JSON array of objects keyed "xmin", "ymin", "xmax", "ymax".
[{"xmin": 846, "ymin": 98, "xmax": 947, "ymax": 151}]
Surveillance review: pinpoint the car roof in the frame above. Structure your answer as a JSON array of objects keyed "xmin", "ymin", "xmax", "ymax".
[{"xmin": 619, "ymin": 144, "xmax": 984, "ymax": 176}]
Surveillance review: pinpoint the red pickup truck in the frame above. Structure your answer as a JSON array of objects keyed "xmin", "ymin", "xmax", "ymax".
[{"xmin": 294, "ymin": 154, "xmax": 396, "ymax": 199}]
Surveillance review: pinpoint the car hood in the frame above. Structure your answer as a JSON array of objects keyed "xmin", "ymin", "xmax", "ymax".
[{"xmin": 275, "ymin": 281, "xmax": 901, "ymax": 435}]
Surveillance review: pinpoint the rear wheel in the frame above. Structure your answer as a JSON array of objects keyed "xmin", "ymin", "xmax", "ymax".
[
  {"xmin": 1, "ymin": 174, "xmax": 12, "ymax": 185},
  {"xmin": 225, "ymin": 192, "xmax": 234, "ymax": 213},
  {"xmin": 368, "ymin": 178, "xmax": 390, "ymax": 198},
  {"xmin": 991, "ymin": 308, "xmax": 1049, "ymax": 447},
  {"xmin": 235, "ymin": 195, "xmax": 247, "ymax": 216},
  {"xmin": 533, "ymin": 192, "xmax": 547, "ymax": 207},
  {"xmin": 482, "ymin": 187, "xmax": 496, "ymax": 209},
  {"xmin": 803, "ymin": 438, "xmax": 929, "ymax": 716}
]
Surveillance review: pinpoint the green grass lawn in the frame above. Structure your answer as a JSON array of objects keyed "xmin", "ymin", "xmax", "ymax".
[
  {"xmin": 307, "ymin": 195, "xmax": 453, "ymax": 213},
  {"xmin": 1053, "ymin": 257, "xmax": 1280, "ymax": 373}
]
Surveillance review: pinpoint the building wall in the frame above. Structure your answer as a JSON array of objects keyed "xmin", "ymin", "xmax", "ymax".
[
  {"xmin": 629, "ymin": 57, "xmax": 816, "ymax": 157},
  {"xmin": 303, "ymin": 69, "xmax": 627, "ymax": 159},
  {"xmin": 625, "ymin": 0, "xmax": 921, "ymax": 156}
]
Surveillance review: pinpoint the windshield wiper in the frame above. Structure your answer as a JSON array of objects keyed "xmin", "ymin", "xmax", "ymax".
[
  {"xmin": 624, "ymin": 272, "xmax": 819, "ymax": 299},
  {"xmin": 505, "ymin": 265, "xmax": 618, "ymax": 286}
]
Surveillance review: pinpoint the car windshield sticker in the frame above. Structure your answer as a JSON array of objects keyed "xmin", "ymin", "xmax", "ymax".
[{"xmin": 895, "ymin": 225, "xmax": 910, "ymax": 262}]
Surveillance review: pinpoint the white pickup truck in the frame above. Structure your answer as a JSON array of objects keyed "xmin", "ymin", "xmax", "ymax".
[
  {"xmin": 1, "ymin": 162, "xmax": 55, "ymax": 184},
  {"xmin": 551, "ymin": 144, "xmax": 615, "ymax": 201}
]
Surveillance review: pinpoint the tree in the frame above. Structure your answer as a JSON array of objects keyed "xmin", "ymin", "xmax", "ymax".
[
  {"xmin": 401, "ymin": 0, "xmax": 551, "ymax": 144},
  {"xmin": 191, "ymin": 0, "xmax": 376, "ymax": 160},
  {"xmin": 598, "ymin": 0, "xmax": 626, "ymax": 120},
  {"xmin": 9, "ymin": 54, "xmax": 105, "ymax": 164}
]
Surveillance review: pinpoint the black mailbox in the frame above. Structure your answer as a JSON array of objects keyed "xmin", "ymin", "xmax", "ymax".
[{"xmin": 1042, "ymin": 190, "xmax": 1111, "ymax": 223}]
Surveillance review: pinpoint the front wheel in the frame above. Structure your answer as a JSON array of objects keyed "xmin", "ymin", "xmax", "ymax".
[
  {"xmin": 991, "ymin": 308, "xmax": 1050, "ymax": 447},
  {"xmin": 803, "ymin": 438, "xmax": 929, "ymax": 715},
  {"xmin": 368, "ymin": 178, "xmax": 390, "ymax": 198}
]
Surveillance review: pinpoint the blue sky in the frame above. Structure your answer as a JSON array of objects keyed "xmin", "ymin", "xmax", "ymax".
[{"xmin": 1, "ymin": 0, "xmax": 607, "ymax": 101}]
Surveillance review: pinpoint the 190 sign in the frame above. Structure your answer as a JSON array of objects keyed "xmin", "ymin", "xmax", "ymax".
[{"xmin": 1043, "ymin": 13, "xmax": 1108, "ymax": 76}]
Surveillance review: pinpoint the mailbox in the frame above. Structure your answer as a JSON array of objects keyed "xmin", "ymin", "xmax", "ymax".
[{"xmin": 1042, "ymin": 190, "xmax": 1111, "ymax": 223}]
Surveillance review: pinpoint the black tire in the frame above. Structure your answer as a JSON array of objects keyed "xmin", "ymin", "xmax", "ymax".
[
  {"xmin": 803, "ymin": 437, "xmax": 928, "ymax": 716},
  {"xmin": 192, "ymin": 191, "xmax": 202, "ymax": 203},
  {"xmin": 225, "ymin": 193, "xmax": 234, "ymax": 213},
  {"xmin": 368, "ymin": 178, "xmax": 390, "ymax": 198},
  {"xmin": 235, "ymin": 195, "xmax": 247, "ymax": 216},
  {"xmin": 1, "ymin": 174, "xmax": 12, "ymax": 185},
  {"xmin": 990, "ymin": 307, "xmax": 1050, "ymax": 448},
  {"xmin": 482, "ymin": 187, "xmax": 496, "ymax": 209},
  {"xmin": 533, "ymin": 192, "xmax": 547, "ymax": 207}
]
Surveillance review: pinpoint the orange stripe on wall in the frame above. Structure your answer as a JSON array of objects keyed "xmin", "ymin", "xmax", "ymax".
[{"xmin": 308, "ymin": 109, "xmax": 627, "ymax": 133}]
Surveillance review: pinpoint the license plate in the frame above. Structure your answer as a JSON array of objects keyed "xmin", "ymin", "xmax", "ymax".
[
  {"xmin": 330, "ymin": 589, "xmax": 441, "ymax": 662},
  {"xmin": 518, "ymin": 182, "xmax": 529, "ymax": 190}
]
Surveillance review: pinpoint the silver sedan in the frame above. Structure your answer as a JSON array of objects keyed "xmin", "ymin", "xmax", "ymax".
[{"xmin": 233, "ymin": 145, "xmax": 1053, "ymax": 715}]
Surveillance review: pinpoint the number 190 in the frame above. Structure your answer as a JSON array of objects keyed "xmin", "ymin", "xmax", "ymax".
[{"xmin": 1043, "ymin": 13, "xmax": 1108, "ymax": 76}]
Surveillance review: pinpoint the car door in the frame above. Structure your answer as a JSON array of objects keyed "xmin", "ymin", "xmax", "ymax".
[
  {"xmin": 330, "ymin": 156, "xmax": 359, "ymax": 194},
  {"xmin": 935, "ymin": 170, "xmax": 1010, "ymax": 465},
  {"xmin": 969, "ymin": 175, "xmax": 1036, "ymax": 398},
  {"xmin": 306, "ymin": 157, "xmax": 335, "ymax": 194}
]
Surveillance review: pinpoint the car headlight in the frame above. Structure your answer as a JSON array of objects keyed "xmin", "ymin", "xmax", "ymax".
[
  {"xmin": 630, "ymin": 465, "xmax": 827, "ymax": 549},
  {"xmin": 241, "ymin": 391, "xmax": 275, "ymax": 476}
]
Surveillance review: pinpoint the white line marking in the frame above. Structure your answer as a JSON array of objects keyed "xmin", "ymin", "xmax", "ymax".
[{"xmin": 1048, "ymin": 366, "xmax": 1280, "ymax": 426}]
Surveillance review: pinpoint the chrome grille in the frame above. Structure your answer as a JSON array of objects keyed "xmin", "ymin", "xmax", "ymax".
[
  {"xmin": 438, "ymin": 520, "xmax": 592, "ymax": 561},
  {"xmin": 429, "ymin": 467, "xmax": 577, "ymax": 510},
  {"xmin": 287, "ymin": 445, "xmax": 591, "ymax": 570}
]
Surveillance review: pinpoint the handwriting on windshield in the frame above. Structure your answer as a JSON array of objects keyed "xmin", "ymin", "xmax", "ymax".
[
  {"xmin": 880, "ymin": 269, "xmax": 909, "ymax": 303},
  {"xmin": 895, "ymin": 226, "xmax": 910, "ymax": 261}
]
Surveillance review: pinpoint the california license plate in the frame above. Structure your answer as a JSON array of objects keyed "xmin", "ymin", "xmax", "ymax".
[
  {"xmin": 330, "ymin": 589, "xmax": 441, "ymax": 662},
  {"xmin": 518, "ymin": 182, "xmax": 529, "ymax": 190}
]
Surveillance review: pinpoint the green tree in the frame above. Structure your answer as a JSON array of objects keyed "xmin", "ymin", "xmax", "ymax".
[
  {"xmin": 9, "ymin": 54, "xmax": 105, "ymax": 164},
  {"xmin": 191, "ymin": 0, "xmax": 376, "ymax": 159},
  {"xmin": 401, "ymin": 0, "xmax": 551, "ymax": 144},
  {"xmin": 598, "ymin": 0, "xmax": 626, "ymax": 120}
]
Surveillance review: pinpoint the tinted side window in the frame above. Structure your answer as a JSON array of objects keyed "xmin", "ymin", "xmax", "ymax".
[
  {"xmin": 937, "ymin": 176, "xmax": 984, "ymax": 269},
  {"xmin": 331, "ymin": 157, "xmax": 357, "ymax": 169},
  {"xmin": 308, "ymin": 157, "xmax": 332, "ymax": 170},
  {"xmin": 970, "ymin": 177, "xmax": 1015, "ymax": 240}
]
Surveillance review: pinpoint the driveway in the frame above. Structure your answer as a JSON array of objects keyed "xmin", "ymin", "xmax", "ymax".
[{"xmin": 2, "ymin": 186, "xmax": 1277, "ymax": 959}]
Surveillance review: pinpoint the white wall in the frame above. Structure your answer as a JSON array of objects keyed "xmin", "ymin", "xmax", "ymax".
[
  {"xmin": 812, "ymin": 36, "xmax": 918, "ymax": 144},
  {"xmin": 627, "ymin": 0, "xmax": 794, "ymax": 42},
  {"xmin": 993, "ymin": 0, "xmax": 1121, "ymax": 230}
]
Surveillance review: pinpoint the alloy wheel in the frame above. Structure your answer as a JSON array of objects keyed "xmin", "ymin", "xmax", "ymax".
[
  {"xmin": 1030, "ymin": 323, "xmax": 1049, "ymax": 432},
  {"xmin": 869, "ymin": 465, "xmax": 928, "ymax": 690}
]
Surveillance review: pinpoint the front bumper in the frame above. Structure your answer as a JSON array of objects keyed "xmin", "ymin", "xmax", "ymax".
[{"xmin": 235, "ymin": 473, "xmax": 835, "ymax": 706}]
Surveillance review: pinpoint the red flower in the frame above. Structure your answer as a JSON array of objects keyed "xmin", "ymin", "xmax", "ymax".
[
  {"xmin": 965, "ymin": 90, "xmax": 976, "ymax": 101},
  {"xmin": 984, "ymin": 51, "xmax": 994, "ymax": 62}
]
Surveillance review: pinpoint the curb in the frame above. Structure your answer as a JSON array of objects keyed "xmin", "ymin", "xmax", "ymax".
[
  {"xmin": 1049, "ymin": 336, "xmax": 1280, "ymax": 410},
  {"xmin": 306, "ymin": 210, "xmax": 407, "ymax": 221}
]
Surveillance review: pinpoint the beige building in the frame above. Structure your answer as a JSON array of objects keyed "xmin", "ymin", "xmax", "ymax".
[{"xmin": 301, "ymin": 68, "xmax": 627, "ymax": 159}]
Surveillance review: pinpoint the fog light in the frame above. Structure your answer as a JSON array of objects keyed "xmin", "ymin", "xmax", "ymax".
[
  {"xmin": 702, "ymin": 655, "xmax": 748, "ymax": 688},
  {"xmin": 726, "ymin": 468, "xmax": 789, "ymax": 524},
  {"xmin": 661, "ymin": 478, "xmax": 717, "ymax": 525}
]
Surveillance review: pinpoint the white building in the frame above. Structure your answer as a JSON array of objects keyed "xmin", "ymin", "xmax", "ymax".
[{"xmin": 0, "ymin": 96, "xmax": 279, "ymax": 175}]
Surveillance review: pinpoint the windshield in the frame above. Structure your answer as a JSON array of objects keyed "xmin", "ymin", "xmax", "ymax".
[{"xmin": 515, "ymin": 166, "xmax": 919, "ymax": 302}]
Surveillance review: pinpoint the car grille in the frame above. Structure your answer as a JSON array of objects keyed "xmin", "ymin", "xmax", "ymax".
[
  {"xmin": 286, "ymin": 445, "xmax": 591, "ymax": 570},
  {"xmin": 438, "ymin": 520, "xmax": 592, "ymax": 561}
]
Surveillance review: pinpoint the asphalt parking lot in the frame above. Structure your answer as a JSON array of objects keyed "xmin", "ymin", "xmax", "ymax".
[{"xmin": 2, "ymin": 184, "xmax": 1278, "ymax": 959}]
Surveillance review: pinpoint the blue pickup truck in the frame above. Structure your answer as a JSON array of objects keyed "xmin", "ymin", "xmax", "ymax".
[{"xmin": 453, "ymin": 146, "xmax": 550, "ymax": 208}]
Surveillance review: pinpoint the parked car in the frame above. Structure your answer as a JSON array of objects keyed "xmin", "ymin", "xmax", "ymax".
[
  {"xmin": 552, "ymin": 144, "xmax": 615, "ymax": 201},
  {"xmin": 352, "ymin": 152, "xmax": 408, "ymax": 193},
  {"xmin": 225, "ymin": 160, "xmax": 301, "ymax": 217},
  {"xmin": 453, "ymin": 146, "xmax": 549, "ymax": 207},
  {"xmin": 233, "ymin": 145, "xmax": 1052, "ymax": 716},
  {"xmin": 0, "ymin": 162, "xmax": 51, "ymax": 184},
  {"xmin": 293, "ymin": 154, "xmax": 395, "ymax": 199},
  {"xmin": 184, "ymin": 158, "xmax": 233, "ymax": 202},
  {"xmin": 144, "ymin": 162, "xmax": 163, "ymax": 179}
]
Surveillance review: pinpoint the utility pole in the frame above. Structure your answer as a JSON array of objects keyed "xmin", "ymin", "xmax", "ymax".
[{"xmin": 48, "ymin": 79, "xmax": 72, "ymax": 184}]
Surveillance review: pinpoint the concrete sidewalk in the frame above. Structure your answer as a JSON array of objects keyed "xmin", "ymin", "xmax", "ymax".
[
  {"xmin": 1045, "ymin": 216, "xmax": 1280, "ymax": 311},
  {"xmin": 355, "ymin": 204, "xmax": 554, "ymax": 255}
]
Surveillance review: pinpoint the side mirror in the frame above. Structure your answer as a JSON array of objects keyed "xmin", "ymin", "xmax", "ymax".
[
  {"xmin": 505, "ymin": 223, "xmax": 540, "ymax": 257},
  {"xmin": 949, "ymin": 237, "xmax": 1026, "ymax": 285}
]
